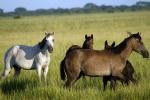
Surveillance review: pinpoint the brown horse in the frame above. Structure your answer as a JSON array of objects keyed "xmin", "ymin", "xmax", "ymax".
[
  {"xmin": 61, "ymin": 32, "xmax": 149, "ymax": 89},
  {"xmin": 103, "ymin": 40, "xmax": 137, "ymax": 91},
  {"xmin": 60, "ymin": 34, "xmax": 93, "ymax": 80}
]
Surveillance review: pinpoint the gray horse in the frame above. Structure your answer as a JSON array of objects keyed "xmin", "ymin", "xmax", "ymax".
[{"xmin": 1, "ymin": 32, "xmax": 54, "ymax": 82}]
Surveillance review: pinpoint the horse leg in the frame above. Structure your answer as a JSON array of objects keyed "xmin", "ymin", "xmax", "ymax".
[
  {"xmin": 82, "ymin": 75, "xmax": 85, "ymax": 79},
  {"xmin": 65, "ymin": 76, "xmax": 78, "ymax": 88},
  {"xmin": 120, "ymin": 80, "xmax": 124, "ymax": 85},
  {"xmin": 1, "ymin": 63, "xmax": 11, "ymax": 79},
  {"xmin": 36, "ymin": 65, "xmax": 42, "ymax": 82},
  {"xmin": 124, "ymin": 79, "xmax": 129, "ymax": 86},
  {"xmin": 131, "ymin": 78, "xmax": 138, "ymax": 85},
  {"xmin": 43, "ymin": 66, "xmax": 48, "ymax": 83},
  {"xmin": 1, "ymin": 68, "xmax": 11, "ymax": 79},
  {"xmin": 65, "ymin": 71, "xmax": 80, "ymax": 88},
  {"xmin": 103, "ymin": 76, "xmax": 109, "ymax": 91},
  {"xmin": 129, "ymin": 75, "xmax": 138, "ymax": 85},
  {"xmin": 110, "ymin": 76, "xmax": 117, "ymax": 91},
  {"xmin": 124, "ymin": 74, "xmax": 137, "ymax": 85},
  {"xmin": 113, "ymin": 72, "xmax": 126, "ymax": 82},
  {"xmin": 13, "ymin": 66, "xmax": 21, "ymax": 79}
]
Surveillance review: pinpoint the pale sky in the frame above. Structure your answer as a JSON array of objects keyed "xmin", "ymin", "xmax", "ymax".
[{"xmin": 0, "ymin": 0, "xmax": 149, "ymax": 12}]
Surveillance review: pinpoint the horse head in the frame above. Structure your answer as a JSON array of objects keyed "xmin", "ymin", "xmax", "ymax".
[
  {"xmin": 128, "ymin": 32, "xmax": 149, "ymax": 58},
  {"xmin": 83, "ymin": 34, "xmax": 93, "ymax": 49},
  {"xmin": 39, "ymin": 32, "xmax": 54, "ymax": 53},
  {"xmin": 104, "ymin": 40, "xmax": 115, "ymax": 50}
]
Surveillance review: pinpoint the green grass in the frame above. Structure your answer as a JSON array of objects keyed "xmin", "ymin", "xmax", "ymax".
[{"xmin": 0, "ymin": 11, "xmax": 150, "ymax": 100}]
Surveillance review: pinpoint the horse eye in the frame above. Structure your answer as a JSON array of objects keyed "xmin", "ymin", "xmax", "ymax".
[
  {"xmin": 136, "ymin": 39, "xmax": 139, "ymax": 42},
  {"xmin": 53, "ymin": 39, "xmax": 54, "ymax": 42}
]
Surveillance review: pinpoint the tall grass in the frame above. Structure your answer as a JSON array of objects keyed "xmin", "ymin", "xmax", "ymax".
[{"xmin": 0, "ymin": 11, "xmax": 150, "ymax": 100}]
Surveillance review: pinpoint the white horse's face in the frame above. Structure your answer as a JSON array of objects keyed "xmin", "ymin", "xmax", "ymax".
[{"xmin": 45, "ymin": 32, "xmax": 54, "ymax": 53}]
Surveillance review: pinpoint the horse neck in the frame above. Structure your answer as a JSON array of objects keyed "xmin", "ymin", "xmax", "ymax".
[
  {"xmin": 35, "ymin": 43, "xmax": 49, "ymax": 55},
  {"xmin": 82, "ymin": 42, "xmax": 92, "ymax": 49},
  {"xmin": 32, "ymin": 44, "xmax": 41, "ymax": 53},
  {"xmin": 119, "ymin": 40, "xmax": 133, "ymax": 60},
  {"xmin": 41, "ymin": 46, "xmax": 49, "ymax": 55},
  {"xmin": 82, "ymin": 42, "xmax": 86, "ymax": 48}
]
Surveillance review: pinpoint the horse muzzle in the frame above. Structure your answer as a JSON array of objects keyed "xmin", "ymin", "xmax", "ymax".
[
  {"xmin": 142, "ymin": 50, "xmax": 149, "ymax": 58},
  {"xmin": 48, "ymin": 46, "xmax": 53, "ymax": 53}
]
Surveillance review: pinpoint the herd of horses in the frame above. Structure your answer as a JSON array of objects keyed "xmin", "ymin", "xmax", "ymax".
[{"xmin": 1, "ymin": 32, "xmax": 149, "ymax": 91}]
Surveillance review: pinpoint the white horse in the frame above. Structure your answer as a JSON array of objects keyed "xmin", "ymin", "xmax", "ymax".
[{"xmin": 1, "ymin": 32, "xmax": 54, "ymax": 82}]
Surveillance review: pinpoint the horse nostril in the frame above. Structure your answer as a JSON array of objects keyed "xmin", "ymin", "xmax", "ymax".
[
  {"xmin": 146, "ymin": 51, "xmax": 149, "ymax": 58},
  {"xmin": 47, "ymin": 45, "xmax": 53, "ymax": 53},
  {"xmin": 143, "ymin": 51, "xmax": 149, "ymax": 58}
]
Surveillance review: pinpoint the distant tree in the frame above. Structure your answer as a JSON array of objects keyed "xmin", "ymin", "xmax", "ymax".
[
  {"xmin": 136, "ymin": 1, "xmax": 150, "ymax": 7},
  {"xmin": 84, "ymin": 3, "xmax": 98, "ymax": 9},
  {"xmin": 57, "ymin": 8, "xmax": 65, "ymax": 14},
  {"xmin": 1, "ymin": 1, "xmax": 150, "ymax": 16},
  {"xmin": 47, "ymin": 8, "xmax": 56, "ymax": 14},
  {"xmin": 100, "ymin": 5, "xmax": 108, "ymax": 11},
  {"xmin": 70, "ymin": 7, "xmax": 83, "ymax": 13},
  {"xmin": 0, "ymin": 8, "xmax": 4, "ymax": 13},
  {"xmin": 116, "ymin": 5, "xmax": 129, "ymax": 12},
  {"xmin": 14, "ymin": 7, "xmax": 27, "ymax": 15},
  {"xmin": 35, "ymin": 9, "xmax": 46, "ymax": 13},
  {"xmin": 0, "ymin": 8, "xmax": 4, "ymax": 16},
  {"xmin": 135, "ymin": 1, "xmax": 150, "ymax": 10}
]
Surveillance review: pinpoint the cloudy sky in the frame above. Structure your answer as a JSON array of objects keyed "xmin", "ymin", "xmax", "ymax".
[{"xmin": 0, "ymin": 0, "xmax": 149, "ymax": 12}]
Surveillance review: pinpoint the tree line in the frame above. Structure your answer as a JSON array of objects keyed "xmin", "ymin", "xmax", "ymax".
[{"xmin": 0, "ymin": 1, "xmax": 150, "ymax": 17}]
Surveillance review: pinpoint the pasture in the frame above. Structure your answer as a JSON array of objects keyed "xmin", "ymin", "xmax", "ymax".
[{"xmin": 0, "ymin": 11, "xmax": 150, "ymax": 100}]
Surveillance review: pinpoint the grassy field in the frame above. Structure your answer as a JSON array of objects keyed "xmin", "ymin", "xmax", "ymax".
[{"xmin": 0, "ymin": 11, "xmax": 150, "ymax": 100}]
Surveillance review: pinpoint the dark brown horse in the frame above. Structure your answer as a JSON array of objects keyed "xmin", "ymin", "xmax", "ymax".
[
  {"xmin": 60, "ymin": 34, "xmax": 93, "ymax": 80},
  {"xmin": 103, "ymin": 40, "xmax": 137, "ymax": 91},
  {"xmin": 61, "ymin": 32, "xmax": 149, "ymax": 89}
]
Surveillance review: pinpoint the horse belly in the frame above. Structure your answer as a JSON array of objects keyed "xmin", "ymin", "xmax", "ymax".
[
  {"xmin": 83, "ymin": 63, "xmax": 111, "ymax": 76},
  {"xmin": 15, "ymin": 58, "xmax": 34, "ymax": 69},
  {"xmin": 15, "ymin": 53, "xmax": 34, "ymax": 69}
]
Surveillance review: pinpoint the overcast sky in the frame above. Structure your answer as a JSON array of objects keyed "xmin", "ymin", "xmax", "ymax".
[{"xmin": 0, "ymin": 0, "xmax": 149, "ymax": 12}]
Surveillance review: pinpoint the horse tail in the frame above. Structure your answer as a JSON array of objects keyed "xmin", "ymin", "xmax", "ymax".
[
  {"xmin": 60, "ymin": 45, "xmax": 81, "ymax": 81},
  {"xmin": 1, "ymin": 46, "xmax": 18, "ymax": 79},
  {"xmin": 60, "ymin": 59, "xmax": 66, "ymax": 81}
]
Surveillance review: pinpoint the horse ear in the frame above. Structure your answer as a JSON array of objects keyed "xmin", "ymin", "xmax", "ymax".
[
  {"xmin": 45, "ymin": 32, "xmax": 48, "ymax": 36},
  {"xmin": 85, "ymin": 34, "xmax": 87, "ymax": 39},
  {"xmin": 91, "ymin": 34, "xmax": 93, "ymax": 39},
  {"xmin": 127, "ymin": 32, "xmax": 132, "ymax": 36},
  {"xmin": 137, "ymin": 32, "xmax": 141, "ymax": 35},
  {"xmin": 105, "ymin": 40, "xmax": 108, "ymax": 49},
  {"xmin": 52, "ymin": 32, "xmax": 54, "ymax": 35},
  {"xmin": 111, "ymin": 41, "xmax": 115, "ymax": 47}
]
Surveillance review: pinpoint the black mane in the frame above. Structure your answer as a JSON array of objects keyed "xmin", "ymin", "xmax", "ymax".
[
  {"xmin": 82, "ymin": 36, "xmax": 93, "ymax": 49},
  {"xmin": 112, "ymin": 33, "xmax": 141, "ymax": 54},
  {"xmin": 38, "ymin": 37, "xmax": 46, "ymax": 49}
]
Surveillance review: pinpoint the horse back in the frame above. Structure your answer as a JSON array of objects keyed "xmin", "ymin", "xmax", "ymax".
[
  {"xmin": 4, "ymin": 45, "xmax": 19, "ymax": 60},
  {"xmin": 66, "ymin": 45, "xmax": 81, "ymax": 55}
]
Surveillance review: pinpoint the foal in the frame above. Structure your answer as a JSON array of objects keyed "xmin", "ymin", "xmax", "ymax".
[
  {"xmin": 60, "ymin": 34, "xmax": 93, "ymax": 80},
  {"xmin": 103, "ymin": 40, "xmax": 137, "ymax": 91},
  {"xmin": 1, "ymin": 32, "xmax": 54, "ymax": 82}
]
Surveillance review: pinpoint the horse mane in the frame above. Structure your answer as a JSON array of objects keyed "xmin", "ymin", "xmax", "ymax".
[
  {"xmin": 38, "ymin": 37, "xmax": 46, "ymax": 49},
  {"xmin": 112, "ymin": 33, "xmax": 141, "ymax": 54},
  {"xmin": 38, "ymin": 32, "xmax": 54, "ymax": 50},
  {"xmin": 82, "ymin": 41, "xmax": 89, "ymax": 49}
]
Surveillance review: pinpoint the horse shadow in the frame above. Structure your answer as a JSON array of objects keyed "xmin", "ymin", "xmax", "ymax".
[{"xmin": 0, "ymin": 79, "xmax": 38, "ymax": 95}]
